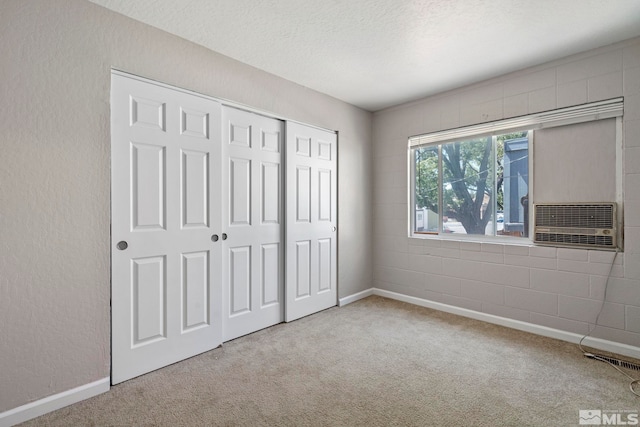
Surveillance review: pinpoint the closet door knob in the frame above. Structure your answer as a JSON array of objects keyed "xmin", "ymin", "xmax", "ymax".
[
  {"xmin": 116, "ymin": 241, "xmax": 128, "ymax": 250},
  {"xmin": 222, "ymin": 233, "xmax": 228, "ymax": 240},
  {"xmin": 211, "ymin": 234, "xmax": 219, "ymax": 242}
]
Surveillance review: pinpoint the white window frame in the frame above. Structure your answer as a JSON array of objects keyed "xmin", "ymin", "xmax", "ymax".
[{"xmin": 408, "ymin": 97, "xmax": 624, "ymax": 242}]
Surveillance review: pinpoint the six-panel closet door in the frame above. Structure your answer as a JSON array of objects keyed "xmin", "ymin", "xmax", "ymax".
[
  {"xmin": 111, "ymin": 72, "xmax": 337, "ymax": 384},
  {"xmin": 285, "ymin": 122, "xmax": 338, "ymax": 321},
  {"xmin": 221, "ymin": 106, "xmax": 284, "ymax": 341},
  {"xmin": 111, "ymin": 73, "xmax": 223, "ymax": 384}
]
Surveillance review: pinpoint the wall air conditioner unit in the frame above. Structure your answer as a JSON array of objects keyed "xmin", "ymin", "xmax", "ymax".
[{"xmin": 534, "ymin": 203, "xmax": 617, "ymax": 249}]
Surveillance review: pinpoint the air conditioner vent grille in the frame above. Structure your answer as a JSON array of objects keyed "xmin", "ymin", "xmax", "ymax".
[
  {"xmin": 534, "ymin": 203, "xmax": 617, "ymax": 249},
  {"xmin": 535, "ymin": 204, "xmax": 614, "ymax": 228},
  {"xmin": 534, "ymin": 233, "xmax": 613, "ymax": 247}
]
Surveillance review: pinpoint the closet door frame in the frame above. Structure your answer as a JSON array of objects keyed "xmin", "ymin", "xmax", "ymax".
[{"xmin": 111, "ymin": 70, "xmax": 338, "ymax": 382}]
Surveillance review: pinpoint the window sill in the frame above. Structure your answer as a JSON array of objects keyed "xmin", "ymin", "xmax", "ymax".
[{"xmin": 409, "ymin": 232, "xmax": 533, "ymax": 247}]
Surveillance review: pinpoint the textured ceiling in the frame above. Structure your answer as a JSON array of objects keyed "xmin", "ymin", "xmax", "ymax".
[{"xmin": 89, "ymin": 0, "xmax": 640, "ymax": 111}]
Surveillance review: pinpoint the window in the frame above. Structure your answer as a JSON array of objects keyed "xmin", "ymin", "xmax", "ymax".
[
  {"xmin": 408, "ymin": 97, "xmax": 623, "ymax": 242},
  {"xmin": 412, "ymin": 131, "xmax": 530, "ymax": 238}
]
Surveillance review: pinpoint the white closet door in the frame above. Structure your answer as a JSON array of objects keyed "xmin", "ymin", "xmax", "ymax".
[
  {"xmin": 285, "ymin": 122, "xmax": 337, "ymax": 321},
  {"xmin": 221, "ymin": 106, "xmax": 284, "ymax": 341},
  {"xmin": 111, "ymin": 73, "xmax": 223, "ymax": 384}
]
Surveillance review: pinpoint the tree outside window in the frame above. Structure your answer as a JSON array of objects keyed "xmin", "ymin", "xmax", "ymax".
[{"xmin": 413, "ymin": 131, "xmax": 529, "ymax": 237}]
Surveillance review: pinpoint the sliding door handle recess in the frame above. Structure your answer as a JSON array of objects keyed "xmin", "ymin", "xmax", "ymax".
[{"xmin": 332, "ymin": 226, "xmax": 337, "ymax": 232}]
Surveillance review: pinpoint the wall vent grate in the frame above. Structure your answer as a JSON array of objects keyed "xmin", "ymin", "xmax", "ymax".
[{"xmin": 585, "ymin": 353, "xmax": 640, "ymax": 372}]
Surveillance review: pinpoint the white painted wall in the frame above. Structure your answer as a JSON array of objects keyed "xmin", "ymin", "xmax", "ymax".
[
  {"xmin": 0, "ymin": 0, "xmax": 372, "ymax": 413},
  {"xmin": 373, "ymin": 38, "xmax": 640, "ymax": 349}
]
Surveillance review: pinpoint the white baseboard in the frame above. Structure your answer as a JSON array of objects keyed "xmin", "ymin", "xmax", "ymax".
[
  {"xmin": 0, "ymin": 377, "xmax": 110, "ymax": 427},
  {"xmin": 372, "ymin": 288, "xmax": 640, "ymax": 360},
  {"xmin": 339, "ymin": 288, "xmax": 374, "ymax": 306}
]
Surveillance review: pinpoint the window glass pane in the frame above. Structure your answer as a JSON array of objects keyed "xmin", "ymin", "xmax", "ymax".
[
  {"xmin": 411, "ymin": 131, "xmax": 530, "ymax": 239},
  {"xmin": 441, "ymin": 137, "xmax": 493, "ymax": 236},
  {"xmin": 414, "ymin": 146, "xmax": 438, "ymax": 233},
  {"xmin": 498, "ymin": 132, "xmax": 529, "ymax": 237}
]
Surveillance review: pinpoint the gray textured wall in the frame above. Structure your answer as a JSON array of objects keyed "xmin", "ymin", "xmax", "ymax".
[{"xmin": 0, "ymin": 0, "xmax": 372, "ymax": 412}]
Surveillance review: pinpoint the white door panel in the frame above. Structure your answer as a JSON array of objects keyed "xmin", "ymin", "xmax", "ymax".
[
  {"xmin": 285, "ymin": 122, "xmax": 337, "ymax": 322},
  {"xmin": 181, "ymin": 150, "xmax": 210, "ymax": 228},
  {"xmin": 261, "ymin": 243, "xmax": 281, "ymax": 305},
  {"xmin": 222, "ymin": 106, "xmax": 284, "ymax": 341},
  {"xmin": 111, "ymin": 73, "xmax": 223, "ymax": 384},
  {"xmin": 295, "ymin": 240, "xmax": 311, "ymax": 298},
  {"xmin": 131, "ymin": 255, "xmax": 166, "ymax": 345}
]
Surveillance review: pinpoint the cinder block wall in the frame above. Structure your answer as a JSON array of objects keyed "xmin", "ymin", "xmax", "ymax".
[{"xmin": 372, "ymin": 38, "xmax": 640, "ymax": 348}]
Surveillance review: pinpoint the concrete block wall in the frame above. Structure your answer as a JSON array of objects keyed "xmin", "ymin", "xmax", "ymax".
[{"xmin": 372, "ymin": 37, "xmax": 640, "ymax": 348}]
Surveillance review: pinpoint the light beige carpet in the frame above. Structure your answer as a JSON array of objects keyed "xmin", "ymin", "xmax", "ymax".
[{"xmin": 19, "ymin": 296, "xmax": 640, "ymax": 426}]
